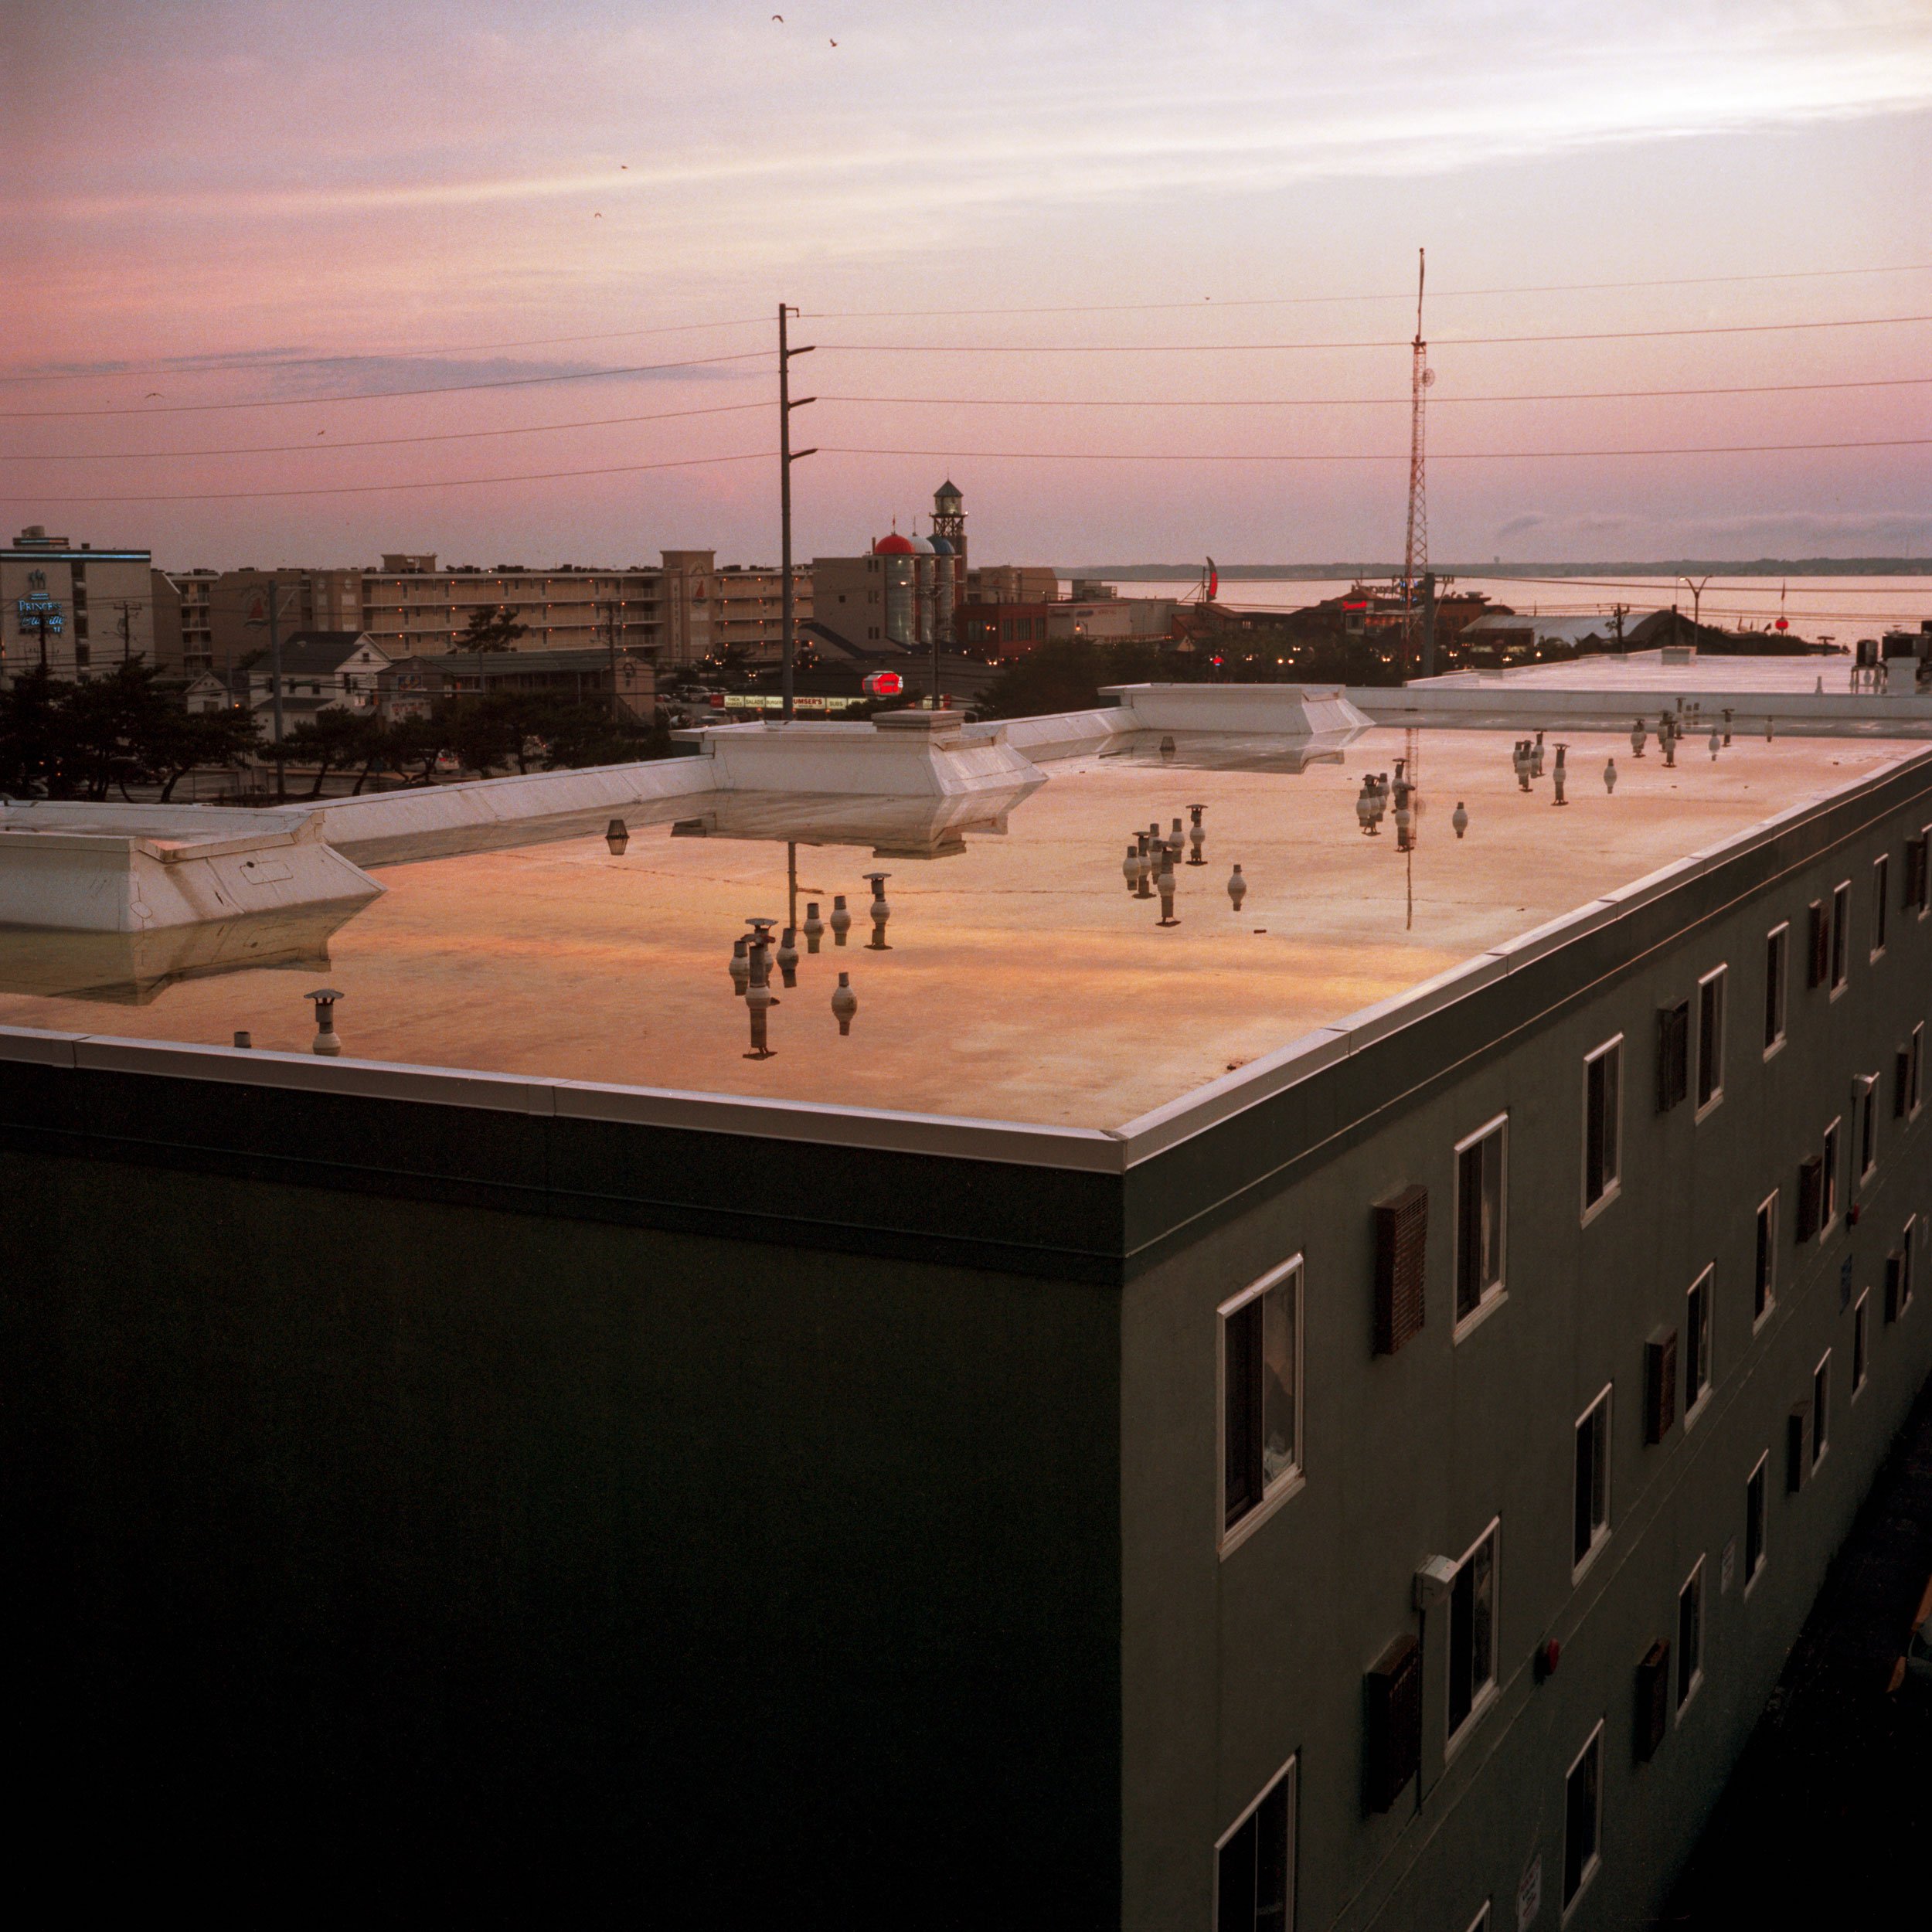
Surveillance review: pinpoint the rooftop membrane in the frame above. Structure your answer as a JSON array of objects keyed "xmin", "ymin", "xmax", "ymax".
[
  {"xmin": 0, "ymin": 728, "xmax": 1919, "ymax": 1128},
  {"xmin": 1412, "ymin": 649, "xmax": 1913, "ymax": 695}
]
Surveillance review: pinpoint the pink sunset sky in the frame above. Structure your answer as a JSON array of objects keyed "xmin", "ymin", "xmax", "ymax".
[{"xmin": 4, "ymin": 0, "xmax": 1929, "ymax": 571}]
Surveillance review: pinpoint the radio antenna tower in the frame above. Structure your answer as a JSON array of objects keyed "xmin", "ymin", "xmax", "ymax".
[{"xmin": 1403, "ymin": 248, "xmax": 1432, "ymax": 672}]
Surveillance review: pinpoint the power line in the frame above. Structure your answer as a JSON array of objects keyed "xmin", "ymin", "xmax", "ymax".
[
  {"xmin": 816, "ymin": 437, "xmax": 1932, "ymax": 461},
  {"xmin": 12, "ymin": 375, "xmax": 1919, "ymax": 464},
  {"xmin": 815, "ymin": 376, "xmax": 1932, "ymax": 408},
  {"xmin": 9, "ymin": 435, "xmax": 1922, "ymax": 506},
  {"xmin": 0, "ymin": 351, "xmax": 773, "ymax": 421},
  {"xmin": 2, "ymin": 399, "xmax": 771, "ymax": 461},
  {"xmin": 815, "ymin": 315, "xmax": 1932, "ymax": 354},
  {"xmin": 803, "ymin": 264, "xmax": 1932, "ymax": 320},
  {"xmin": 0, "ymin": 315, "xmax": 774, "ymax": 386},
  {"xmin": 0, "ymin": 449, "xmax": 776, "ymax": 504}
]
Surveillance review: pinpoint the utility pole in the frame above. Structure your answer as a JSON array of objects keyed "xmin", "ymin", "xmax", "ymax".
[
  {"xmin": 778, "ymin": 304, "xmax": 818, "ymax": 724},
  {"xmin": 1680, "ymin": 575, "xmax": 1710, "ymax": 641},
  {"xmin": 245, "ymin": 578, "xmax": 295, "ymax": 801},
  {"xmin": 1402, "ymin": 247, "xmax": 1431, "ymax": 681}
]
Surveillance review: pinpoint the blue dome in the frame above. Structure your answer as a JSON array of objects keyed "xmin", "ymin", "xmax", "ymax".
[{"xmin": 928, "ymin": 536, "xmax": 954, "ymax": 555}]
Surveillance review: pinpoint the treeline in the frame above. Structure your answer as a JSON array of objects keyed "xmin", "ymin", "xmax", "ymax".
[{"xmin": 0, "ymin": 661, "xmax": 675, "ymax": 802}]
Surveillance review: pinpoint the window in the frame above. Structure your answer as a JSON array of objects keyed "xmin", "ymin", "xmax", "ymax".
[
  {"xmin": 1763, "ymin": 923, "xmax": 1787, "ymax": 1055},
  {"xmin": 1872, "ymin": 854, "xmax": 1891, "ymax": 957},
  {"xmin": 1562, "ymin": 1723, "xmax": 1604, "ymax": 1913},
  {"xmin": 1696, "ymin": 967, "xmax": 1726, "ymax": 1116},
  {"xmin": 1655, "ymin": 999, "xmax": 1690, "ymax": 1112},
  {"xmin": 1830, "ymin": 879, "xmax": 1851, "ymax": 993},
  {"xmin": 1447, "ymin": 1519, "xmax": 1499, "ymax": 1745},
  {"xmin": 1821, "ymin": 1118, "xmax": 1841, "ymax": 1232},
  {"xmin": 1915, "ymin": 829, "xmax": 1932, "ymax": 918},
  {"xmin": 1685, "ymin": 1267, "xmax": 1713, "ymax": 1420},
  {"xmin": 1912, "ymin": 1024, "xmax": 1925, "ymax": 1119},
  {"xmin": 1754, "ymin": 1192, "xmax": 1778, "ymax": 1326},
  {"xmin": 1583, "ymin": 1037, "xmax": 1622, "ymax": 1219},
  {"xmin": 1573, "ymin": 1388, "xmax": 1612, "ymax": 1576},
  {"xmin": 1857, "ymin": 1074, "xmax": 1879, "ymax": 1182},
  {"xmin": 1812, "ymin": 1352, "xmax": 1831, "ymax": 1469},
  {"xmin": 1806, "ymin": 900, "xmax": 1829, "ymax": 988},
  {"xmin": 1676, "ymin": 1560, "xmax": 1706, "ymax": 1713},
  {"xmin": 1220, "ymin": 1259, "xmax": 1302, "ymax": 1545},
  {"xmin": 1745, "ymin": 1453, "xmax": 1768, "ymax": 1587},
  {"xmin": 1215, "ymin": 1755, "xmax": 1294, "ymax": 1932},
  {"xmin": 1852, "ymin": 1291, "xmax": 1869, "ymax": 1396},
  {"xmin": 1454, "ymin": 1114, "xmax": 1508, "ymax": 1329}
]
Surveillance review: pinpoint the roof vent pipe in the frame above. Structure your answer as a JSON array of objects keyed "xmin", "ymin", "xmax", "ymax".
[
  {"xmin": 832, "ymin": 971, "xmax": 857, "ymax": 1036},
  {"xmin": 1227, "ymin": 864, "xmax": 1247, "ymax": 910},
  {"xmin": 1552, "ymin": 743, "xmax": 1569, "ymax": 806},
  {"xmin": 1708, "ymin": 726, "xmax": 1720, "ymax": 759},
  {"xmin": 1452, "ymin": 801, "xmax": 1468, "ymax": 838},
  {"xmin": 1356, "ymin": 777, "xmax": 1379, "ymax": 834},
  {"xmin": 830, "ymin": 895, "xmax": 852, "ymax": 946},
  {"xmin": 1531, "ymin": 731, "xmax": 1546, "ymax": 779},
  {"xmin": 803, "ymin": 901, "xmax": 825, "ymax": 952},
  {"xmin": 730, "ymin": 936, "xmax": 751, "ymax": 995},
  {"xmin": 1187, "ymin": 804, "xmax": 1206, "ymax": 866},
  {"xmin": 306, "ymin": 988, "xmax": 344, "ymax": 1056},
  {"xmin": 1123, "ymin": 844, "xmax": 1141, "ymax": 893},
  {"xmin": 1604, "ymin": 758, "xmax": 1617, "ymax": 794},
  {"xmin": 1630, "ymin": 719, "xmax": 1646, "ymax": 757},
  {"xmin": 1157, "ymin": 867, "xmax": 1179, "ymax": 926},
  {"xmin": 863, "ymin": 872, "xmax": 892, "ymax": 951},
  {"xmin": 1159, "ymin": 735, "xmax": 1176, "ymax": 764},
  {"xmin": 233, "ymin": 1029, "xmax": 253, "ymax": 1049},
  {"xmin": 777, "ymin": 927, "xmax": 799, "ymax": 988},
  {"xmin": 605, "ymin": 817, "xmax": 629, "ymax": 855}
]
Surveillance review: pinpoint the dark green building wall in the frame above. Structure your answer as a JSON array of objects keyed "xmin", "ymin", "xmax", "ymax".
[
  {"xmin": 1, "ymin": 1152, "xmax": 1121, "ymax": 1921},
  {"xmin": 1119, "ymin": 760, "xmax": 1932, "ymax": 1929}
]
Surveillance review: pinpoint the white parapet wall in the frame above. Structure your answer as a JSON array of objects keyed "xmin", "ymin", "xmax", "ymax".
[
  {"xmin": 675, "ymin": 710, "xmax": 1046, "ymax": 797},
  {"xmin": 286, "ymin": 755, "xmax": 722, "ymax": 863},
  {"xmin": 0, "ymin": 802, "xmax": 382, "ymax": 933},
  {"xmin": 1098, "ymin": 682, "xmax": 1374, "ymax": 740}
]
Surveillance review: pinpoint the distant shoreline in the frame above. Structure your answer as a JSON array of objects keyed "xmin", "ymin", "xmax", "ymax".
[{"xmin": 1064, "ymin": 559, "xmax": 1932, "ymax": 581}]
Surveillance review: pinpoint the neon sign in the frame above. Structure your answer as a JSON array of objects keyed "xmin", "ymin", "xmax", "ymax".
[{"xmin": 15, "ymin": 596, "xmax": 63, "ymax": 634}]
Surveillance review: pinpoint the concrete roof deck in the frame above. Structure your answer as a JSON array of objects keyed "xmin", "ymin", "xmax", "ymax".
[
  {"xmin": 1413, "ymin": 649, "xmax": 1878, "ymax": 693},
  {"xmin": 0, "ymin": 727, "xmax": 1920, "ymax": 1130}
]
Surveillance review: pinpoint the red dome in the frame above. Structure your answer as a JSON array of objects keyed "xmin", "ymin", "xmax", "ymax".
[{"xmin": 872, "ymin": 531, "xmax": 916, "ymax": 556}]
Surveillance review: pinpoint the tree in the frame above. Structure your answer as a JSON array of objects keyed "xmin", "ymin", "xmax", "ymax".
[
  {"xmin": 149, "ymin": 706, "xmax": 260, "ymax": 801},
  {"xmin": 386, "ymin": 712, "xmax": 451, "ymax": 785},
  {"xmin": 59, "ymin": 658, "xmax": 176, "ymax": 799},
  {"xmin": 280, "ymin": 709, "xmax": 383, "ymax": 798},
  {"xmin": 0, "ymin": 666, "xmax": 72, "ymax": 796},
  {"xmin": 461, "ymin": 605, "xmax": 530, "ymax": 653}
]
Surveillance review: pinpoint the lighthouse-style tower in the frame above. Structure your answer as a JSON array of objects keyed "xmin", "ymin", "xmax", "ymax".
[
  {"xmin": 928, "ymin": 480, "xmax": 966, "ymax": 647},
  {"xmin": 930, "ymin": 478, "xmax": 966, "ymax": 567}
]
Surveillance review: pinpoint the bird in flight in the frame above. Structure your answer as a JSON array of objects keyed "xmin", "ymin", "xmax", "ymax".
[
  {"xmin": 144, "ymin": 390, "xmax": 162, "ymax": 398},
  {"xmin": 772, "ymin": 12, "xmax": 783, "ymax": 19}
]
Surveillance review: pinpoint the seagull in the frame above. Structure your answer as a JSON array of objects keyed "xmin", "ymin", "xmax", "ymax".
[
  {"xmin": 830, "ymin": 36, "xmax": 837, "ymax": 43},
  {"xmin": 772, "ymin": 12, "xmax": 783, "ymax": 19},
  {"xmin": 594, "ymin": 211, "xmax": 603, "ymax": 218},
  {"xmin": 144, "ymin": 390, "xmax": 162, "ymax": 398}
]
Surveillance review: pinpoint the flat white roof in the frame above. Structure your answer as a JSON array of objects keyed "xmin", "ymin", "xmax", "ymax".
[{"xmin": 1413, "ymin": 649, "xmax": 1889, "ymax": 695}]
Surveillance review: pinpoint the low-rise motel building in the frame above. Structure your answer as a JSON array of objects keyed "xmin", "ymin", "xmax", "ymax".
[{"xmin": 3, "ymin": 665, "xmax": 1931, "ymax": 1926}]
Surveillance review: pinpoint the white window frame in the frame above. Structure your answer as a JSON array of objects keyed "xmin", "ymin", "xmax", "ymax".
[
  {"xmin": 1212, "ymin": 1752, "xmax": 1297, "ymax": 1932},
  {"xmin": 1217, "ymin": 1256, "xmax": 1305, "ymax": 1557},
  {"xmin": 1445, "ymin": 1515, "xmax": 1502, "ymax": 1754},
  {"xmin": 1753, "ymin": 1189, "xmax": 1778, "ymax": 1332},
  {"xmin": 1872, "ymin": 852, "xmax": 1889, "ymax": 961},
  {"xmin": 1821, "ymin": 1117, "xmax": 1842, "ymax": 1235},
  {"xmin": 1675, "ymin": 1556, "xmax": 1706, "ymax": 1719},
  {"xmin": 1745, "ymin": 1450, "xmax": 1769, "ymax": 1592},
  {"xmin": 1580, "ymin": 1035, "xmax": 1623, "ymax": 1225},
  {"xmin": 1572, "ymin": 1386, "xmax": 1614, "ymax": 1583},
  {"xmin": 1903, "ymin": 1215, "xmax": 1919, "ymax": 1316},
  {"xmin": 1464, "ymin": 1906, "xmax": 1492, "ymax": 1932},
  {"xmin": 1560, "ymin": 1720, "xmax": 1605, "ymax": 1920},
  {"xmin": 1684, "ymin": 1265, "xmax": 1714, "ymax": 1426},
  {"xmin": 1763, "ymin": 921, "xmax": 1788, "ymax": 1060},
  {"xmin": 1830, "ymin": 879, "xmax": 1852, "ymax": 996},
  {"xmin": 1856, "ymin": 1073, "xmax": 1879, "ymax": 1184},
  {"xmin": 1920, "ymin": 825, "xmax": 1932, "ymax": 923},
  {"xmin": 1812, "ymin": 1349, "xmax": 1832, "ymax": 1471},
  {"xmin": 1694, "ymin": 964, "xmax": 1727, "ymax": 1120},
  {"xmin": 1852, "ymin": 1289, "xmax": 1869, "ymax": 1400},
  {"xmin": 1453, "ymin": 1112, "xmax": 1510, "ymax": 1339},
  {"xmin": 1910, "ymin": 1022, "xmax": 1924, "ymax": 1121}
]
